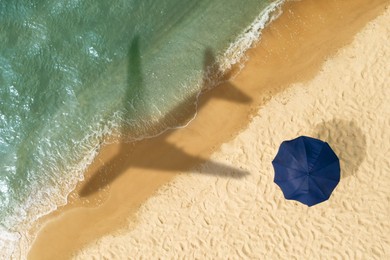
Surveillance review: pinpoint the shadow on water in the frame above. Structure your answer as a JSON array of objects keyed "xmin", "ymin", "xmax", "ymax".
[
  {"xmin": 79, "ymin": 38, "xmax": 252, "ymax": 197},
  {"xmin": 312, "ymin": 119, "xmax": 367, "ymax": 179}
]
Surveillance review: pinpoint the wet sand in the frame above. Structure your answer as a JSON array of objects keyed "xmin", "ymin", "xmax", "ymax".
[{"xmin": 28, "ymin": 0, "xmax": 389, "ymax": 259}]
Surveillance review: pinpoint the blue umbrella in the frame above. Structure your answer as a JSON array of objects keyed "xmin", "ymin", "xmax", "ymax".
[{"xmin": 272, "ymin": 136, "xmax": 340, "ymax": 206}]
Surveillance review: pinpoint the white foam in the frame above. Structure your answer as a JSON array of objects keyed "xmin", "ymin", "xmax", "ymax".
[
  {"xmin": 0, "ymin": 229, "xmax": 20, "ymax": 259},
  {"xmin": 218, "ymin": 0, "xmax": 285, "ymax": 73},
  {"xmin": 0, "ymin": 119, "xmax": 117, "ymax": 259}
]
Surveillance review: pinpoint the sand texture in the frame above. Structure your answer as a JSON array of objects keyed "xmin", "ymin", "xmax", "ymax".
[{"xmin": 74, "ymin": 6, "xmax": 390, "ymax": 260}]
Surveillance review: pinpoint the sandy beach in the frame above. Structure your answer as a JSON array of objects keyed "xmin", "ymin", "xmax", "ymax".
[{"xmin": 28, "ymin": 0, "xmax": 389, "ymax": 259}]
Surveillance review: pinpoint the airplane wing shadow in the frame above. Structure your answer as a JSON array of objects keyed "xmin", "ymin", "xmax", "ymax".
[{"xmin": 79, "ymin": 39, "xmax": 252, "ymax": 198}]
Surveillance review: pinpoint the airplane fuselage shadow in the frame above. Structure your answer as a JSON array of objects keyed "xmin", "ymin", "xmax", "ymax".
[{"xmin": 79, "ymin": 44, "xmax": 251, "ymax": 197}]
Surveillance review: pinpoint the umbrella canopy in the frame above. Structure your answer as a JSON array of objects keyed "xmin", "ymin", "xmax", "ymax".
[{"xmin": 272, "ymin": 136, "xmax": 340, "ymax": 206}]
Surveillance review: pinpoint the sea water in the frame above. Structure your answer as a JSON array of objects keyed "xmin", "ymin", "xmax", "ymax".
[{"xmin": 0, "ymin": 0, "xmax": 284, "ymax": 257}]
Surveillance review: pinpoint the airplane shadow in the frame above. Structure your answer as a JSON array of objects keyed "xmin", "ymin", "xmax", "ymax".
[{"xmin": 79, "ymin": 38, "xmax": 252, "ymax": 197}]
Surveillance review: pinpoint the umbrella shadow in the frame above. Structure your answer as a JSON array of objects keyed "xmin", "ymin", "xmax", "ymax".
[
  {"xmin": 79, "ymin": 38, "xmax": 251, "ymax": 197},
  {"xmin": 312, "ymin": 119, "xmax": 367, "ymax": 179}
]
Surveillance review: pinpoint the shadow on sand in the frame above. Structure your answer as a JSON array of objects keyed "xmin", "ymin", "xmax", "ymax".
[
  {"xmin": 312, "ymin": 119, "xmax": 367, "ymax": 179},
  {"xmin": 79, "ymin": 37, "xmax": 252, "ymax": 197}
]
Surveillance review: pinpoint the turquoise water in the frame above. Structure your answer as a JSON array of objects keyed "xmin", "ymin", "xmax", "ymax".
[{"xmin": 0, "ymin": 0, "xmax": 283, "ymax": 257}]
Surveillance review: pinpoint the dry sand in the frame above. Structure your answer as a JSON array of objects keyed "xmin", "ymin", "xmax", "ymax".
[{"xmin": 28, "ymin": 0, "xmax": 390, "ymax": 259}]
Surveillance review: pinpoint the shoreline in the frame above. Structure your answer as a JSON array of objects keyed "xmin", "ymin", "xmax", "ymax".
[{"xmin": 28, "ymin": 0, "xmax": 389, "ymax": 259}]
